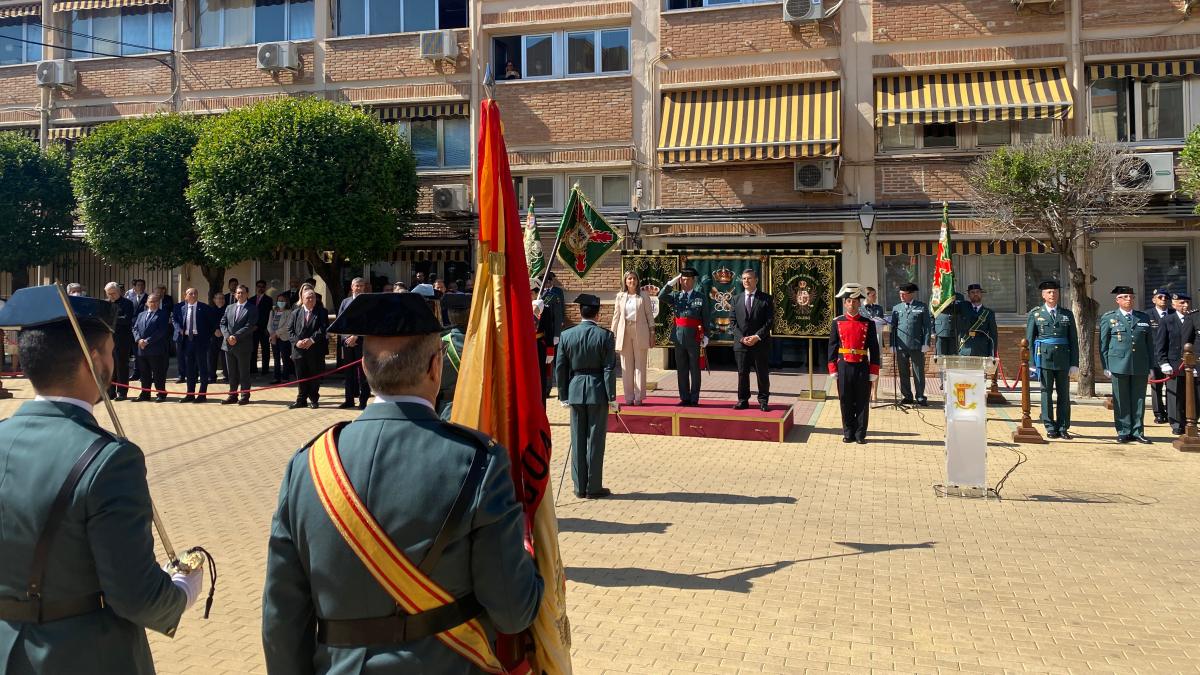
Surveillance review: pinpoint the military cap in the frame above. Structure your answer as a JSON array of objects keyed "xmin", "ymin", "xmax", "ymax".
[
  {"xmin": 1038, "ymin": 280, "xmax": 1060, "ymax": 290},
  {"xmin": 1173, "ymin": 292, "xmax": 1191, "ymax": 301},
  {"xmin": 574, "ymin": 293, "xmax": 601, "ymax": 307},
  {"xmin": 835, "ymin": 283, "xmax": 865, "ymax": 299},
  {"xmin": 442, "ymin": 293, "xmax": 472, "ymax": 310},
  {"xmin": 0, "ymin": 285, "xmax": 116, "ymax": 332},
  {"xmin": 1153, "ymin": 288, "xmax": 1169, "ymax": 297},
  {"xmin": 898, "ymin": 282, "xmax": 918, "ymax": 293},
  {"xmin": 680, "ymin": 267, "xmax": 699, "ymax": 278},
  {"xmin": 1110, "ymin": 285, "xmax": 1135, "ymax": 295},
  {"xmin": 327, "ymin": 292, "xmax": 442, "ymax": 336},
  {"xmin": 410, "ymin": 283, "xmax": 442, "ymax": 299},
  {"xmin": 967, "ymin": 283, "xmax": 984, "ymax": 292}
]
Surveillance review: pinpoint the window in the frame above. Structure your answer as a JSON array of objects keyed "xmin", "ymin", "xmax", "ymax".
[
  {"xmin": 1143, "ymin": 243, "xmax": 1189, "ymax": 306},
  {"xmin": 493, "ymin": 28, "xmax": 630, "ymax": 81},
  {"xmin": 922, "ymin": 122, "xmax": 957, "ymax": 148},
  {"xmin": 1090, "ymin": 76, "xmax": 1190, "ymax": 143},
  {"xmin": 397, "ymin": 118, "xmax": 469, "ymax": 169},
  {"xmin": 1141, "ymin": 78, "xmax": 1185, "ymax": 140},
  {"xmin": 68, "ymin": 6, "xmax": 172, "ymax": 57},
  {"xmin": 566, "ymin": 174, "xmax": 631, "ymax": 209},
  {"xmin": 0, "ymin": 18, "xmax": 41, "ymax": 65},
  {"xmin": 514, "ymin": 176, "xmax": 555, "ymax": 210},
  {"xmin": 1090, "ymin": 77, "xmax": 1131, "ymax": 142},
  {"xmin": 882, "ymin": 251, "xmax": 1066, "ymax": 314},
  {"xmin": 978, "ymin": 256, "xmax": 1018, "ymax": 313},
  {"xmin": 1023, "ymin": 254, "xmax": 1065, "ymax": 311},
  {"xmin": 881, "ymin": 120, "xmax": 1057, "ymax": 152},
  {"xmin": 879, "ymin": 123, "xmax": 959, "ymax": 151},
  {"xmin": 196, "ymin": 0, "xmax": 311, "ymax": 47},
  {"xmin": 665, "ymin": 0, "xmax": 773, "ymax": 8},
  {"xmin": 976, "ymin": 119, "xmax": 1057, "ymax": 147},
  {"xmin": 336, "ymin": 0, "xmax": 467, "ymax": 37}
]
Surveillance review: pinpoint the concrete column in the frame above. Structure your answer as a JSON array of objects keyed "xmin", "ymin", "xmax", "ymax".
[
  {"xmin": 39, "ymin": 0, "xmax": 54, "ymax": 149},
  {"xmin": 632, "ymin": 0, "xmax": 660, "ymax": 214},
  {"xmin": 313, "ymin": 0, "xmax": 330, "ymax": 93},
  {"xmin": 1067, "ymin": 0, "xmax": 1084, "ymax": 137},
  {"xmin": 839, "ymin": 0, "xmax": 877, "ymax": 286}
]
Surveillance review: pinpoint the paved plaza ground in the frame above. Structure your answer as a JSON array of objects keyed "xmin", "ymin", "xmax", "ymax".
[{"xmin": 1, "ymin": 369, "xmax": 1198, "ymax": 674}]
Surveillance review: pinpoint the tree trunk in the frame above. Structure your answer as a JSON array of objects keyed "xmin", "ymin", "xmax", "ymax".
[
  {"xmin": 199, "ymin": 264, "xmax": 226, "ymax": 302},
  {"xmin": 305, "ymin": 251, "xmax": 346, "ymax": 310},
  {"xmin": 1065, "ymin": 247, "xmax": 1098, "ymax": 397},
  {"xmin": 10, "ymin": 267, "xmax": 29, "ymax": 291}
]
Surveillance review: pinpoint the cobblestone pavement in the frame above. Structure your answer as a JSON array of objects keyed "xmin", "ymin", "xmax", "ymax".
[{"xmin": 1, "ymin": 370, "xmax": 1198, "ymax": 674}]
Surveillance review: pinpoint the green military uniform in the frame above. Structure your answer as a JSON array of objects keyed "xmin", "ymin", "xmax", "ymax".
[
  {"xmin": 1099, "ymin": 297, "xmax": 1154, "ymax": 441},
  {"xmin": 658, "ymin": 268, "xmax": 709, "ymax": 405},
  {"xmin": 1026, "ymin": 301, "xmax": 1079, "ymax": 437},
  {"xmin": 954, "ymin": 300, "xmax": 998, "ymax": 357},
  {"xmin": 555, "ymin": 295, "xmax": 616, "ymax": 498},
  {"xmin": 438, "ymin": 326, "xmax": 465, "ymax": 420},
  {"xmin": 933, "ymin": 294, "xmax": 961, "ymax": 356},
  {"xmin": 889, "ymin": 287, "xmax": 932, "ymax": 404}
]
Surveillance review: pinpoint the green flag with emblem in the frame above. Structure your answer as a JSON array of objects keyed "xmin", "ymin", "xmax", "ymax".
[
  {"xmin": 930, "ymin": 202, "xmax": 955, "ymax": 317},
  {"xmin": 553, "ymin": 185, "xmax": 621, "ymax": 279}
]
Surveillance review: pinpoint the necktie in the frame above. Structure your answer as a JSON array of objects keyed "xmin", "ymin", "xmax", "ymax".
[
  {"xmin": 235, "ymin": 304, "xmax": 242, "ymax": 323},
  {"xmin": 745, "ymin": 293, "xmax": 752, "ymax": 314},
  {"xmin": 188, "ymin": 305, "xmax": 195, "ymax": 335}
]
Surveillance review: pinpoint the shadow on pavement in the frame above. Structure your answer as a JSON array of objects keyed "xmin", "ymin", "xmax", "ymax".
[
  {"xmin": 557, "ymin": 518, "xmax": 671, "ymax": 535},
  {"xmin": 606, "ymin": 492, "xmax": 797, "ymax": 505}
]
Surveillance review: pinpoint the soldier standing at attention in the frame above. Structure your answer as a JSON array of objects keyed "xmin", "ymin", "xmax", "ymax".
[
  {"xmin": 532, "ymin": 279, "xmax": 559, "ymax": 403},
  {"xmin": 1026, "ymin": 279, "xmax": 1079, "ymax": 439},
  {"xmin": 828, "ymin": 284, "xmax": 881, "ymax": 444},
  {"xmin": 1147, "ymin": 289, "xmax": 1173, "ymax": 424},
  {"xmin": 889, "ymin": 283, "xmax": 932, "ymax": 406},
  {"xmin": 262, "ymin": 292, "xmax": 543, "ymax": 674},
  {"xmin": 658, "ymin": 267, "xmax": 709, "ymax": 406},
  {"xmin": 556, "ymin": 294, "xmax": 618, "ymax": 499},
  {"xmin": 437, "ymin": 293, "xmax": 470, "ymax": 420},
  {"xmin": 0, "ymin": 287, "xmax": 202, "ymax": 674},
  {"xmin": 934, "ymin": 292, "xmax": 962, "ymax": 357},
  {"xmin": 1100, "ymin": 286, "xmax": 1154, "ymax": 444},
  {"xmin": 954, "ymin": 284, "xmax": 998, "ymax": 357}
]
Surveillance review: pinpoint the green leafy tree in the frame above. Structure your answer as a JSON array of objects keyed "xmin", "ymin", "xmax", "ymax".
[
  {"xmin": 967, "ymin": 136, "xmax": 1150, "ymax": 396},
  {"xmin": 187, "ymin": 97, "xmax": 418, "ymax": 306},
  {"xmin": 72, "ymin": 115, "xmax": 228, "ymax": 299},
  {"xmin": 0, "ymin": 134, "xmax": 76, "ymax": 290},
  {"xmin": 1179, "ymin": 125, "xmax": 1200, "ymax": 202}
]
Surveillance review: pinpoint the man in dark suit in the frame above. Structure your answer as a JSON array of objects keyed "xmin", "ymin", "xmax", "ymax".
[
  {"xmin": 153, "ymin": 284, "xmax": 174, "ymax": 314},
  {"xmin": 336, "ymin": 277, "xmax": 371, "ymax": 409},
  {"xmin": 124, "ymin": 278, "xmax": 148, "ymax": 315},
  {"xmin": 289, "ymin": 287, "xmax": 328, "ymax": 409},
  {"xmin": 556, "ymin": 293, "xmax": 617, "ymax": 498},
  {"xmin": 104, "ymin": 281, "xmax": 136, "ymax": 401},
  {"xmin": 207, "ymin": 291, "xmax": 227, "ymax": 384},
  {"xmin": 1148, "ymin": 289, "xmax": 1174, "ymax": 424},
  {"xmin": 173, "ymin": 287, "xmax": 213, "ymax": 403},
  {"xmin": 132, "ymin": 294, "xmax": 171, "ymax": 402},
  {"xmin": 219, "ymin": 284, "xmax": 258, "ymax": 405},
  {"xmin": 222, "ymin": 278, "xmax": 239, "ymax": 308},
  {"xmin": 731, "ymin": 268, "xmax": 774, "ymax": 411},
  {"xmin": 1157, "ymin": 292, "xmax": 1192, "ymax": 434},
  {"xmin": 251, "ymin": 279, "xmax": 273, "ymax": 374}
]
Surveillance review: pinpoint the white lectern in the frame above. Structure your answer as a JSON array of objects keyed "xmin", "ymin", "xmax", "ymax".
[{"xmin": 940, "ymin": 356, "xmax": 996, "ymax": 492}]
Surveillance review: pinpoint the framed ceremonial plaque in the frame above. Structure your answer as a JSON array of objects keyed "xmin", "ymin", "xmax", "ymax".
[
  {"xmin": 621, "ymin": 253, "xmax": 679, "ymax": 348},
  {"xmin": 769, "ymin": 255, "xmax": 836, "ymax": 338}
]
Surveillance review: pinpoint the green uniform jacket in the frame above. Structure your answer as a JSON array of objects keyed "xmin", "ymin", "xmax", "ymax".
[
  {"xmin": 1100, "ymin": 309, "xmax": 1154, "ymax": 376},
  {"xmin": 262, "ymin": 402, "xmax": 543, "ymax": 675},
  {"xmin": 1025, "ymin": 306, "xmax": 1079, "ymax": 370},
  {"xmin": 555, "ymin": 321, "xmax": 616, "ymax": 404},
  {"xmin": 0, "ymin": 401, "xmax": 185, "ymax": 675},
  {"xmin": 953, "ymin": 302, "xmax": 999, "ymax": 357},
  {"xmin": 657, "ymin": 285, "xmax": 710, "ymax": 345},
  {"xmin": 438, "ymin": 327, "xmax": 466, "ymax": 419},
  {"xmin": 889, "ymin": 300, "xmax": 932, "ymax": 350}
]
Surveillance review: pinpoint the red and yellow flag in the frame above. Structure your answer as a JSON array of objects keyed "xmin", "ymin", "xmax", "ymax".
[{"xmin": 451, "ymin": 99, "xmax": 572, "ymax": 674}]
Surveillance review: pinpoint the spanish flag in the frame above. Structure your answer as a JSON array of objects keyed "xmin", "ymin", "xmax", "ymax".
[{"xmin": 451, "ymin": 99, "xmax": 572, "ymax": 673}]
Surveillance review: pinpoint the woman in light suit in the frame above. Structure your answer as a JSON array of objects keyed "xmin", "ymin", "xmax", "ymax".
[{"xmin": 610, "ymin": 271, "xmax": 655, "ymax": 405}]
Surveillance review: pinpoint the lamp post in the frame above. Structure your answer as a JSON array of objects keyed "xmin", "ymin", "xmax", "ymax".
[
  {"xmin": 626, "ymin": 209, "xmax": 642, "ymax": 251},
  {"xmin": 858, "ymin": 202, "xmax": 876, "ymax": 252}
]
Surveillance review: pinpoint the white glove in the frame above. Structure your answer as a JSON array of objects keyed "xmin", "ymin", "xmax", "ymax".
[
  {"xmin": 921, "ymin": 345, "xmax": 930, "ymax": 353},
  {"xmin": 166, "ymin": 564, "xmax": 202, "ymax": 611},
  {"xmin": 1069, "ymin": 366, "xmax": 1079, "ymax": 377},
  {"xmin": 559, "ymin": 400, "xmax": 570, "ymax": 408},
  {"xmin": 1161, "ymin": 364, "xmax": 1174, "ymax": 375},
  {"xmin": 869, "ymin": 374, "xmax": 878, "ymax": 382},
  {"xmin": 532, "ymin": 299, "xmax": 545, "ymax": 314},
  {"xmin": 553, "ymin": 337, "xmax": 559, "ymax": 346},
  {"xmin": 701, "ymin": 336, "xmax": 709, "ymax": 348},
  {"xmin": 608, "ymin": 401, "xmax": 620, "ymax": 414},
  {"xmin": 1103, "ymin": 369, "xmax": 1112, "ymax": 378},
  {"xmin": 544, "ymin": 354, "xmax": 553, "ymax": 365},
  {"xmin": 667, "ymin": 274, "xmax": 682, "ymax": 287}
]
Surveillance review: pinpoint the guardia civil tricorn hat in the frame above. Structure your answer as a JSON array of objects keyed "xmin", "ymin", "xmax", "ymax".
[
  {"xmin": 327, "ymin": 293, "xmax": 442, "ymax": 336},
  {"xmin": 835, "ymin": 283, "xmax": 865, "ymax": 299},
  {"xmin": 0, "ymin": 285, "xmax": 115, "ymax": 332}
]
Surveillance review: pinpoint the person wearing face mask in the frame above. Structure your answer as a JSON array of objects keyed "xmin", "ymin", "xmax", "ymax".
[
  {"xmin": 1100, "ymin": 286, "xmax": 1154, "ymax": 444},
  {"xmin": 268, "ymin": 293, "xmax": 295, "ymax": 384}
]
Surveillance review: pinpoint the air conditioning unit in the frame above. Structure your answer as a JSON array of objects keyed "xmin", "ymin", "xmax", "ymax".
[
  {"xmin": 419, "ymin": 30, "xmax": 458, "ymax": 61},
  {"xmin": 35, "ymin": 60, "xmax": 76, "ymax": 89},
  {"xmin": 256, "ymin": 42, "xmax": 299, "ymax": 71},
  {"xmin": 794, "ymin": 159, "xmax": 837, "ymax": 191},
  {"xmin": 784, "ymin": 0, "xmax": 829, "ymax": 22},
  {"xmin": 1113, "ymin": 152, "xmax": 1175, "ymax": 193},
  {"xmin": 433, "ymin": 184, "xmax": 470, "ymax": 215}
]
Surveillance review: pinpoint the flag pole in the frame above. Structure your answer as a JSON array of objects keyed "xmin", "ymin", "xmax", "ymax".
[{"xmin": 535, "ymin": 185, "xmax": 574, "ymax": 295}]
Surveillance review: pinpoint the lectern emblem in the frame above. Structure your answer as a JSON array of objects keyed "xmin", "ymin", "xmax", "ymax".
[{"xmin": 954, "ymin": 382, "xmax": 978, "ymax": 410}]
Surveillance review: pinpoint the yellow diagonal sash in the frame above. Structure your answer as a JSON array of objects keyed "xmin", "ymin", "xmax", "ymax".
[{"xmin": 308, "ymin": 427, "xmax": 505, "ymax": 674}]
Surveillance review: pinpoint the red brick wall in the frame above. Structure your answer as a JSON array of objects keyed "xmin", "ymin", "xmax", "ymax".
[
  {"xmin": 1082, "ymin": 0, "xmax": 1186, "ymax": 28},
  {"xmin": 482, "ymin": 1, "xmax": 632, "ymax": 27},
  {"xmin": 662, "ymin": 59, "xmax": 841, "ymax": 86},
  {"xmin": 324, "ymin": 31, "xmax": 470, "ymax": 83},
  {"xmin": 660, "ymin": 4, "xmax": 839, "ymax": 59},
  {"xmin": 0, "ymin": 66, "xmax": 37, "ymax": 108},
  {"xmin": 873, "ymin": 44, "xmax": 1065, "ymax": 70},
  {"xmin": 494, "ymin": 77, "xmax": 631, "ymax": 147},
  {"xmin": 659, "ymin": 163, "xmax": 841, "ymax": 209},
  {"xmin": 875, "ymin": 161, "xmax": 975, "ymax": 201},
  {"xmin": 61, "ymin": 58, "xmax": 172, "ymax": 100},
  {"xmin": 181, "ymin": 45, "xmax": 315, "ymax": 92},
  {"xmin": 1084, "ymin": 32, "xmax": 1200, "ymax": 57},
  {"xmin": 873, "ymin": 0, "xmax": 1063, "ymax": 42}
]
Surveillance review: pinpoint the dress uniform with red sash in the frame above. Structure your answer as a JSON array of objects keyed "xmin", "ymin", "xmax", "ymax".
[
  {"xmin": 657, "ymin": 266, "xmax": 710, "ymax": 406},
  {"xmin": 827, "ymin": 284, "xmax": 881, "ymax": 444},
  {"xmin": 262, "ymin": 293, "xmax": 543, "ymax": 675}
]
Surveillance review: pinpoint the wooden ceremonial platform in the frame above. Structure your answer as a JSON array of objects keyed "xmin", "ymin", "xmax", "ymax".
[{"xmin": 608, "ymin": 396, "xmax": 796, "ymax": 442}]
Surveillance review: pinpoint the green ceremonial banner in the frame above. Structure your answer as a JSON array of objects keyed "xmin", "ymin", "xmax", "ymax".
[
  {"xmin": 683, "ymin": 253, "xmax": 765, "ymax": 344},
  {"xmin": 524, "ymin": 197, "xmax": 546, "ymax": 280},
  {"xmin": 621, "ymin": 253, "xmax": 679, "ymax": 348},
  {"xmin": 930, "ymin": 202, "xmax": 955, "ymax": 317},
  {"xmin": 555, "ymin": 186, "xmax": 621, "ymax": 279},
  {"xmin": 770, "ymin": 255, "xmax": 837, "ymax": 338}
]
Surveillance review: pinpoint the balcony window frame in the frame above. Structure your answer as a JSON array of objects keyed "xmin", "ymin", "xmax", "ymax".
[
  {"xmin": 493, "ymin": 27, "xmax": 631, "ymax": 83},
  {"xmin": 67, "ymin": 5, "xmax": 173, "ymax": 58},
  {"xmin": 663, "ymin": 0, "xmax": 777, "ymax": 10},
  {"xmin": 566, "ymin": 173, "xmax": 632, "ymax": 211},
  {"xmin": 1088, "ymin": 75, "xmax": 1195, "ymax": 145},
  {"xmin": 195, "ymin": 0, "xmax": 314, "ymax": 48},
  {"xmin": 396, "ymin": 117, "xmax": 470, "ymax": 171},
  {"xmin": 334, "ymin": 0, "xmax": 468, "ymax": 38},
  {"xmin": 0, "ymin": 16, "xmax": 42, "ymax": 65}
]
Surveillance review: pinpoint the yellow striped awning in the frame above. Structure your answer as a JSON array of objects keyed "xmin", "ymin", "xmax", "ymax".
[
  {"xmin": 0, "ymin": 3, "xmax": 39, "ymax": 17},
  {"xmin": 879, "ymin": 240, "xmax": 1052, "ymax": 256},
  {"xmin": 274, "ymin": 248, "xmax": 468, "ymax": 263},
  {"xmin": 52, "ymin": 0, "xmax": 168, "ymax": 12},
  {"xmin": 875, "ymin": 68, "xmax": 1072, "ymax": 126},
  {"xmin": 0, "ymin": 127, "xmax": 38, "ymax": 140},
  {"xmin": 47, "ymin": 126, "xmax": 93, "ymax": 140},
  {"xmin": 1088, "ymin": 60, "xmax": 1200, "ymax": 80},
  {"xmin": 374, "ymin": 102, "xmax": 469, "ymax": 122},
  {"xmin": 658, "ymin": 80, "xmax": 841, "ymax": 164}
]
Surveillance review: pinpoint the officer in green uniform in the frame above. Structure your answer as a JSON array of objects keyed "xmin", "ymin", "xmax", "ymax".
[
  {"xmin": 555, "ymin": 294, "xmax": 617, "ymax": 499},
  {"xmin": 437, "ymin": 293, "xmax": 470, "ymax": 421},
  {"xmin": 263, "ymin": 292, "xmax": 543, "ymax": 674},
  {"xmin": 934, "ymin": 292, "xmax": 962, "ymax": 357},
  {"xmin": 889, "ymin": 282, "xmax": 932, "ymax": 405},
  {"xmin": 953, "ymin": 284, "xmax": 998, "ymax": 357},
  {"xmin": 658, "ymin": 267, "xmax": 710, "ymax": 406},
  {"xmin": 0, "ymin": 286, "xmax": 201, "ymax": 675},
  {"xmin": 1026, "ymin": 279, "xmax": 1079, "ymax": 439},
  {"xmin": 1099, "ymin": 286, "xmax": 1154, "ymax": 444}
]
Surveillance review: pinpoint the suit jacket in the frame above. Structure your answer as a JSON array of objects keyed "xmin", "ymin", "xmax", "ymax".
[
  {"xmin": 0, "ymin": 401, "xmax": 185, "ymax": 675},
  {"xmin": 110, "ymin": 297, "xmax": 136, "ymax": 343},
  {"xmin": 1156, "ymin": 310, "xmax": 1189, "ymax": 368},
  {"xmin": 335, "ymin": 295, "xmax": 363, "ymax": 346},
  {"xmin": 219, "ymin": 302, "xmax": 258, "ymax": 353},
  {"xmin": 252, "ymin": 294, "xmax": 273, "ymax": 330},
  {"xmin": 889, "ymin": 300, "xmax": 932, "ymax": 350},
  {"xmin": 172, "ymin": 301, "xmax": 215, "ymax": 341},
  {"xmin": 1025, "ymin": 305, "xmax": 1079, "ymax": 370},
  {"xmin": 609, "ymin": 291, "xmax": 654, "ymax": 353},
  {"xmin": 157, "ymin": 294, "xmax": 174, "ymax": 315},
  {"xmin": 731, "ymin": 289, "xmax": 773, "ymax": 351},
  {"xmin": 1100, "ymin": 309, "xmax": 1153, "ymax": 376},
  {"xmin": 262, "ymin": 402, "xmax": 543, "ymax": 675},
  {"xmin": 124, "ymin": 290, "xmax": 148, "ymax": 316},
  {"xmin": 555, "ymin": 320, "xmax": 616, "ymax": 405},
  {"xmin": 288, "ymin": 305, "xmax": 328, "ymax": 361},
  {"xmin": 132, "ymin": 308, "xmax": 170, "ymax": 357}
]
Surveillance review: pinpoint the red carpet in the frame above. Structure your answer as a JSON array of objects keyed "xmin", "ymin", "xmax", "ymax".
[{"xmin": 608, "ymin": 396, "xmax": 795, "ymax": 442}]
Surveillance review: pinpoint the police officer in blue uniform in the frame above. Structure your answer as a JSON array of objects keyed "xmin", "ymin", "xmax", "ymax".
[{"xmin": 658, "ymin": 267, "xmax": 710, "ymax": 406}]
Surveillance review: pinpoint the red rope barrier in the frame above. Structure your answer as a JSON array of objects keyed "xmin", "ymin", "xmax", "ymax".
[{"xmin": 110, "ymin": 358, "xmax": 363, "ymax": 397}]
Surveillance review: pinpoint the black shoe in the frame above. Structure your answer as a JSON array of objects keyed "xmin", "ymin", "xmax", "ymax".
[
  {"xmin": 358, "ymin": 401, "xmax": 368, "ymax": 410},
  {"xmin": 195, "ymin": 395, "xmax": 207, "ymax": 403},
  {"xmin": 114, "ymin": 394, "xmax": 128, "ymax": 402},
  {"xmin": 135, "ymin": 394, "xmax": 151, "ymax": 402},
  {"xmin": 842, "ymin": 436, "xmax": 853, "ymax": 443},
  {"xmin": 584, "ymin": 488, "xmax": 612, "ymax": 499},
  {"xmin": 338, "ymin": 401, "xmax": 356, "ymax": 409},
  {"xmin": 1155, "ymin": 416, "xmax": 1168, "ymax": 424},
  {"xmin": 308, "ymin": 401, "xmax": 319, "ymax": 409},
  {"xmin": 288, "ymin": 401, "xmax": 306, "ymax": 409},
  {"xmin": 175, "ymin": 377, "xmax": 185, "ymax": 384},
  {"xmin": 573, "ymin": 491, "xmax": 585, "ymax": 499},
  {"xmin": 156, "ymin": 396, "xmax": 167, "ymax": 403},
  {"xmin": 1117, "ymin": 435, "xmax": 1131, "ymax": 443},
  {"xmin": 1172, "ymin": 426, "xmax": 1184, "ymax": 435},
  {"xmin": 221, "ymin": 397, "xmax": 237, "ymax": 405},
  {"xmin": 180, "ymin": 395, "xmax": 195, "ymax": 403},
  {"xmin": 238, "ymin": 398, "xmax": 250, "ymax": 406},
  {"xmin": 856, "ymin": 438, "xmax": 867, "ymax": 444},
  {"xmin": 1059, "ymin": 431, "xmax": 1073, "ymax": 440},
  {"xmin": 1046, "ymin": 430, "xmax": 1060, "ymax": 439},
  {"xmin": 900, "ymin": 398, "xmax": 916, "ymax": 405},
  {"xmin": 916, "ymin": 398, "xmax": 928, "ymax": 406},
  {"xmin": 733, "ymin": 401, "xmax": 749, "ymax": 410},
  {"xmin": 759, "ymin": 402, "xmax": 770, "ymax": 412},
  {"xmin": 1133, "ymin": 434, "xmax": 1152, "ymax": 444},
  {"xmin": 270, "ymin": 379, "xmax": 283, "ymax": 385}
]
